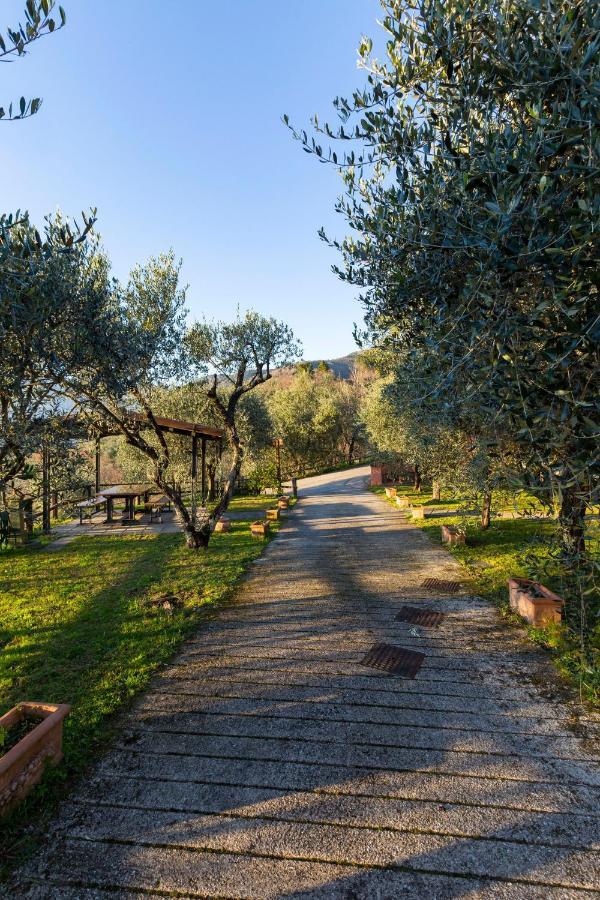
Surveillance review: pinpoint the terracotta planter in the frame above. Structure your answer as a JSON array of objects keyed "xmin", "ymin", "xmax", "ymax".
[
  {"xmin": 396, "ymin": 495, "xmax": 410, "ymax": 509},
  {"xmin": 508, "ymin": 577, "xmax": 563, "ymax": 626},
  {"xmin": 0, "ymin": 702, "xmax": 70, "ymax": 817},
  {"xmin": 411, "ymin": 506, "xmax": 427, "ymax": 519},
  {"xmin": 441, "ymin": 524, "xmax": 466, "ymax": 546},
  {"xmin": 370, "ymin": 465, "xmax": 383, "ymax": 486},
  {"xmin": 277, "ymin": 496, "xmax": 289, "ymax": 509},
  {"xmin": 250, "ymin": 520, "xmax": 270, "ymax": 537},
  {"xmin": 266, "ymin": 508, "xmax": 280, "ymax": 521},
  {"xmin": 384, "ymin": 486, "xmax": 397, "ymax": 499},
  {"xmin": 213, "ymin": 517, "xmax": 231, "ymax": 533}
]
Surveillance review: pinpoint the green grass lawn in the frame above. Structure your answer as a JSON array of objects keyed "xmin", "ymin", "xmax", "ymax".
[
  {"xmin": 218, "ymin": 494, "xmax": 287, "ymax": 512},
  {"xmin": 0, "ymin": 512, "xmax": 281, "ymax": 875},
  {"xmin": 372, "ymin": 484, "xmax": 600, "ymax": 705}
]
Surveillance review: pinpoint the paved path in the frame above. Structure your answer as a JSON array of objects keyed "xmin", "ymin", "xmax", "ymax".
[{"xmin": 11, "ymin": 468, "xmax": 600, "ymax": 898}]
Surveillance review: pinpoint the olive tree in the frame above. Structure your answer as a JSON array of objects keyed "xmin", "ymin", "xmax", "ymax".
[
  {"xmin": 115, "ymin": 381, "xmax": 272, "ymax": 503},
  {"xmin": 0, "ymin": 0, "xmax": 66, "ymax": 125},
  {"xmin": 52, "ymin": 250, "xmax": 219, "ymax": 547},
  {"xmin": 0, "ymin": 2, "xmax": 97, "ymax": 494},
  {"xmin": 292, "ymin": 0, "xmax": 599, "ymax": 573},
  {"xmin": 0, "ymin": 215, "xmax": 96, "ymax": 493},
  {"xmin": 186, "ymin": 311, "xmax": 301, "ymax": 543}
]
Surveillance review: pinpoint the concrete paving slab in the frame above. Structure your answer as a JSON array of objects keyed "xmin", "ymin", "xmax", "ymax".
[
  {"xmin": 138, "ymin": 689, "xmax": 570, "ymax": 736},
  {"xmin": 125, "ymin": 700, "xmax": 593, "ymax": 762},
  {"xmin": 153, "ymin": 675, "xmax": 563, "ymax": 720},
  {"xmin": 65, "ymin": 783, "xmax": 600, "ymax": 849},
  {"xmin": 57, "ymin": 804, "xmax": 600, "ymax": 888},
  {"xmin": 20, "ymin": 838, "xmax": 591, "ymax": 899},
  {"xmin": 98, "ymin": 736, "xmax": 600, "ymax": 788},
  {"xmin": 80, "ymin": 766, "xmax": 600, "ymax": 815}
]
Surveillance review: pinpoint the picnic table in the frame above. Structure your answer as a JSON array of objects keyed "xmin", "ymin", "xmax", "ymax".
[
  {"xmin": 98, "ymin": 484, "xmax": 153, "ymax": 524},
  {"xmin": 75, "ymin": 496, "xmax": 107, "ymax": 525}
]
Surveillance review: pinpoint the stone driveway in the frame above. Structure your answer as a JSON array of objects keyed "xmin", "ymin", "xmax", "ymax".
[{"xmin": 9, "ymin": 467, "xmax": 600, "ymax": 897}]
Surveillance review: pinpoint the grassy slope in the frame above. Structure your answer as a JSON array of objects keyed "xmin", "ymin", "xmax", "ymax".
[
  {"xmin": 371, "ymin": 485, "xmax": 599, "ymax": 705},
  {"xmin": 0, "ymin": 498, "xmax": 284, "ymax": 874}
]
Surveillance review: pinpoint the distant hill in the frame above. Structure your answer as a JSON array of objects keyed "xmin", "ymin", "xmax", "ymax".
[
  {"xmin": 304, "ymin": 352, "xmax": 360, "ymax": 379},
  {"xmin": 257, "ymin": 352, "xmax": 361, "ymax": 394}
]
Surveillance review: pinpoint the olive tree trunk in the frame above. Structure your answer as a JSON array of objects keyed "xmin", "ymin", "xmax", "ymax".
[
  {"xmin": 481, "ymin": 492, "xmax": 492, "ymax": 529},
  {"xmin": 413, "ymin": 464, "xmax": 422, "ymax": 492},
  {"xmin": 559, "ymin": 487, "xmax": 586, "ymax": 558},
  {"xmin": 207, "ymin": 463, "xmax": 217, "ymax": 502}
]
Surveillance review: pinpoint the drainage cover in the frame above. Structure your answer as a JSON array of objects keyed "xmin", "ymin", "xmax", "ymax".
[
  {"xmin": 360, "ymin": 643, "xmax": 425, "ymax": 678},
  {"xmin": 421, "ymin": 578, "xmax": 461, "ymax": 594},
  {"xmin": 395, "ymin": 606, "xmax": 445, "ymax": 627}
]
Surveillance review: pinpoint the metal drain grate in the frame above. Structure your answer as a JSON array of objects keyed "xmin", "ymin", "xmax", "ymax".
[
  {"xmin": 421, "ymin": 578, "xmax": 461, "ymax": 594},
  {"xmin": 395, "ymin": 606, "xmax": 445, "ymax": 627},
  {"xmin": 360, "ymin": 643, "xmax": 425, "ymax": 678}
]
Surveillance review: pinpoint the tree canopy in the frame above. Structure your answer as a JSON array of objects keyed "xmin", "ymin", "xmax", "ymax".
[{"xmin": 293, "ymin": 0, "xmax": 599, "ymax": 567}]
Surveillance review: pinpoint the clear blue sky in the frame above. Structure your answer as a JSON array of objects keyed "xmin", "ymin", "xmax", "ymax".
[{"xmin": 1, "ymin": 0, "xmax": 383, "ymax": 360}]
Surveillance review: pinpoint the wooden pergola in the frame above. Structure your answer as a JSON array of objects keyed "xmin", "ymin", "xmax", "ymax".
[
  {"xmin": 38, "ymin": 413, "xmax": 224, "ymax": 532},
  {"xmin": 93, "ymin": 413, "xmax": 223, "ymax": 488}
]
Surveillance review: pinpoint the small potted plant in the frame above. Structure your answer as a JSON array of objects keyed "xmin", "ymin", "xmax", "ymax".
[
  {"xmin": 441, "ymin": 524, "xmax": 466, "ymax": 545},
  {"xmin": 266, "ymin": 508, "xmax": 280, "ymax": 521},
  {"xmin": 0, "ymin": 702, "xmax": 71, "ymax": 817},
  {"xmin": 508, "ymin": 577, "xmax": 564, "ymax": 626},
  {"xmin": 277, "ymin": 496, "xmax": 289, "ymax": 510},
  {"xmin": 213, "ymin": 517, "xmax": 231, "ymax": 533},
  {"xmin": 250, "ymin": 520, "xmax": 270, "ymax": 537}
]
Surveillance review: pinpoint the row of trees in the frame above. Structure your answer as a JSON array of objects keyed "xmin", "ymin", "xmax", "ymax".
[
  {"xmin": 108, "ymin": 359, "xmax": 372, "ymax": 494},
  {"xmin": 292, "ymin": 0, "xmax": 599, "ymax": 629},
  {"xmin": 265, "ymin": 363, "xmax": 369, "ymax": 476}
]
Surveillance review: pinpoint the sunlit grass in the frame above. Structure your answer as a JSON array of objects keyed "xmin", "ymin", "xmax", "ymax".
[{"xmin": 0, "ymin": 518, "xmax": 279, "ymax": 874}]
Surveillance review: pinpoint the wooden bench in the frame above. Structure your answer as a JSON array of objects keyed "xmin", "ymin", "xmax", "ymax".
[
  {"xmin": 148, "ymin": 494, "xmax": 170, "ymax": 523},
  {"xmin": 75, "ymin": 497, "xmax": 106, "ymax": 525}
]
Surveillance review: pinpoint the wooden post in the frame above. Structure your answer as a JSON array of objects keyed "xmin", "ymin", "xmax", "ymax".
[
  {"xmin": 273, "ymin": 439, "xmax": 283, "ymax": 494},
  {"xmin": 51, "ymin": 490, "xmax": 59, "ymax": 520},
  {"xmin": 42, "ymin": 447, "xmax": 51, "ymax": 534},
  {"xmin": 95, "ymin": 438, "xmax": 101, "ymax": 495},
  {"xmin": 191, "ymin": 434, "xmax": 198, "ymax": 524},
  {"xmin": 201, "ymin": 438, "xmax": 207, "ymax": 506},
  {"xmin": 20, "ymin": 498, "xmax": 34, "ymax": 536},
  {"xmin": 291, "ymin": 476, "xmax": 298, "ymax": 498}
]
